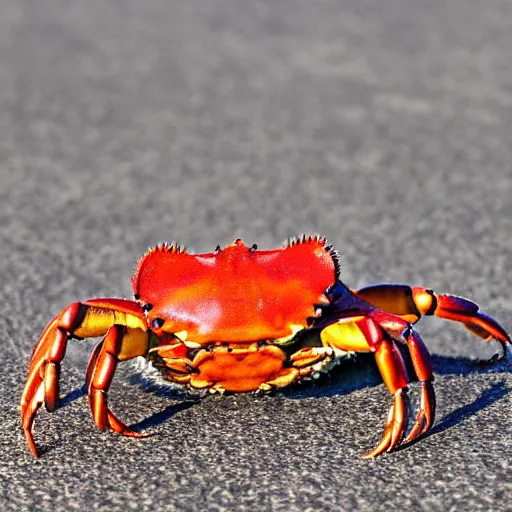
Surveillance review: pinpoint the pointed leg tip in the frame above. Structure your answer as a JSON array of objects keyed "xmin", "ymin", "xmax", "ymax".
[
  {"xmin": 44, "ymin": 402, "xmax": 57, "ymax": 413},
  {"xmin": 403, "ymin": 428, "xmax": 421, "ymax": 445},
  {"xmin": 389, "ymin": 428, "xmax": 404, "ymax": 451},
  {"xmin": 360, "ymin": 450, "xmax": 379, "ymax": 460},
  {"xmin": 118, "ymin": 429, "xmax": 152, "ymax": 439},
  {"xmin": 476, "ymin": 345, "xmax": 508, "ymax": 366},
  {"xmin": 362, "ymin": 429, "xmax": 392, "ymax": 459},
  {"xmin": 24, "ymin": 430, "xmax": 40, "ymax": 459},
  {"xmin": 361, "ymin": 442, "xmax": 390, "ymax": 459},
  {"xmin": 106, "ymin": 409, "xmax": 153, "ymax": 438}
]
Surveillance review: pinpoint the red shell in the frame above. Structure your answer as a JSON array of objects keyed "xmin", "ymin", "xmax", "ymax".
[{"xmin": 132, "ymin": 237, "xmax": 337, "ymax": 343}]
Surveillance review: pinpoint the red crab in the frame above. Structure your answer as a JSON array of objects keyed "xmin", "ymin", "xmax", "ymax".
[{"xmin": 21, "ymin": 236, "xmax": 510, "ymax": 458}]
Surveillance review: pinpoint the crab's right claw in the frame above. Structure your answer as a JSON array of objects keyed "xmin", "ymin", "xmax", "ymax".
[{"xmin": 20, "ymin": 299, "xmax": 148, "ymax": 457}]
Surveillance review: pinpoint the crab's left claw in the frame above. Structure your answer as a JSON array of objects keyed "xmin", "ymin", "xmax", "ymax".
[
  {"xmin": 353, "ymin": 284, "xmax": 511, "ymax": 362},
  {"xmin": 431, "ymin": 292, "xmax": 511, "ymax": 362}
]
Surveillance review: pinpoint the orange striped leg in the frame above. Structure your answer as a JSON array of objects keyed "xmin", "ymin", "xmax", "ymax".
[
  {"xmin": 86, "ymin": 325, "xmax": 149, "ymax": 437},
  {"xmin": 320, "ymin": 316, "xmax": 412, "ymax": 458},
  {"xmin": 362, "ymin": 333, "xmax": 410, "ymax": 458},
  {"xmin": 403, "ymin": 328, "xmax": 435, "ymax": 443}
]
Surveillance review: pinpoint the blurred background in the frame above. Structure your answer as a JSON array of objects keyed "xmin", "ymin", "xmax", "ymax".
[{"xmin": 0, "ymin": 0, "xmax": 511, "ymax": 510}]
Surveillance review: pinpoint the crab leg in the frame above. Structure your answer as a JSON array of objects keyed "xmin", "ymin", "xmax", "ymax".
[
  {"xmin": 402, "ymin": 327, "xmax": 435, "ymax": 443},
  {"xmin": 353, "ymin": 284, "xmax": 511, "ymax": 360},
  {"xmin": 86, "ymin": 325, "xmax": 150, "ymax": 437},
  {"xmin": 20, "ymin": 298, "xmax": 148, "ymax": 457},
  {"xmin": 364, "ymin": 336, "xmax": 410, "ymax": 458},
  {"xmin": 320, "ymin": 315, "xmax": 424, "ymax": 457}
]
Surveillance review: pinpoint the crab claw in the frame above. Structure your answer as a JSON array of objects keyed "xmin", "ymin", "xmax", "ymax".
[
  {"xmin": 430, "ymin": 292, "xmax": 511, "ymax": 361},
  {"xmin": 403, "ymin": 380, "xmax": 435, "ymax": 444},
  {"xmin": 20, "ymin": 299, "xmax": 149, "ymax": 457},
  {"xmin": 353, "ymin": 284, "xmax": 511, "ymax": 362},
  {"xmin": 21, "ymin": 375, "xmax": 46, "ymax": 458},
  {"xmin": 400, "ymin": 327, "xmax": 436, "ymax": 444}
]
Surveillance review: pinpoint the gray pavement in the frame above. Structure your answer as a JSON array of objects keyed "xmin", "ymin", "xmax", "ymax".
[{"xmin": 0, "ymin": 0, "xmax": 511, "ymax": 510}]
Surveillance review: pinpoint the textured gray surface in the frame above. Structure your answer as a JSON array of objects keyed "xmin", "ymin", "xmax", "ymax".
[{"xmin": 1, "ymin": 0, "xmax": 512, "ymax": 510}]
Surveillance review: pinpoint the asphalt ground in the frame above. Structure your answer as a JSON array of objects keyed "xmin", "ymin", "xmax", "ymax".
[{"xmin": 0, "ymin": 0, "xmax": 511, "ymax": 510}]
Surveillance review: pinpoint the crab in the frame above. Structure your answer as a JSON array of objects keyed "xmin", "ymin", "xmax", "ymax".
[{"xmin": 21, "ymin": 236, "xmax": 510, "ymax": 458}]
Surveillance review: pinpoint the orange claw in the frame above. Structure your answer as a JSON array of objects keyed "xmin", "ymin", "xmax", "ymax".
[
  {"xmin": 20, "ymin": 299, "xmax": 148, "ymax": 457},
  {"xmin": 404, "ymin": 380, "xmax": 435, "ymax": 444},
  {"xmin": 21, "ymin": 380, "xmax": 45, "ymax": 458},
  {"xmin": 361, "ymin": 328, "xmax": 436, "ymax": 457},
  {"xmin": 349, "ymin": 283, "xmax": 508, "ymax": 457},
  {"xmin": 320, "ymin": 312, "xmax": 434, "ymax": 458},
  {"xmin": 106, "ymin": 411, "xmax": 150, "ymax": 438},
  {"xmin": 354, "ymin": 284, "xmax": 511, "ymax": 361},
  {"xmin": 428, "ymin": 291, "xmax": 511, "ymax": 361}
]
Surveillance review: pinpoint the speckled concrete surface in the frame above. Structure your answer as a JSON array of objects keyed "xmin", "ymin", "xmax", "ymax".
[{"xmin": 0, "ymin": 0, "xmax": 511, "ymax": 510}]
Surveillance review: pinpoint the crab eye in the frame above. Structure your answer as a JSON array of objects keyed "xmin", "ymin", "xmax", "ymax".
[
  {"xmin": 142, "ymin": 303, "xmax": 153, "ymax": 313},
  {"xmin": 152, "ymin": 318, "xmax": 165, "ymax": 329}
]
